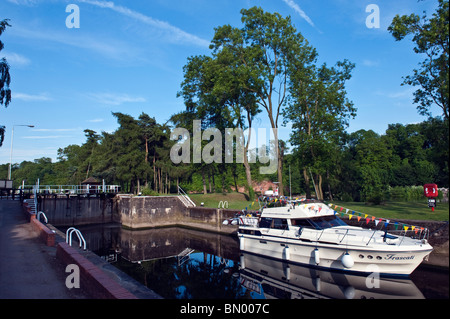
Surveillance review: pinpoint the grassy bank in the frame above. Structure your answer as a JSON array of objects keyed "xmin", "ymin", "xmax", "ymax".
[
  {"xmin": 189, "ymin": 193, "xmax": 255, "ymax": 210},
  {"xmin": 330, "ymin": 201, "xmax": 449, "ymax": 221},
  {"xmin": 188, "ymin": 193, "xmax": 449, "ymax": 221}
]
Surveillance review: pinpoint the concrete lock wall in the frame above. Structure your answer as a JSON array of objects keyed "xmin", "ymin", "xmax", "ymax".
[
  {"xmin": 115, "ymin": 196, "xmax": 186, "ymax": 229},
  {"xmin": 39, "ymin": 195, "xmax": 115, "ymax": 227},
  {"xmin": 37, "ymin": 194, "xmax": 241, "ymax": 234},
  {"xmin": 115, "ymin": 195, "xmax": 239, "ymax": 234}
]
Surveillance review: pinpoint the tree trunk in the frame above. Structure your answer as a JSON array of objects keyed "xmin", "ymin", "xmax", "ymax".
[
  {"xmin": 208, "ymin": 171, "xmax": 212, "ymax": 193},
  {"xmin": 201, "ymin": 169, "xmax": 207, "ymax": 195},
  {"xmin": 212, "ymin": 170, "xmax": 216, "ymax": 193},
  {"xmin": 303, "ymin": 168, "xmax": 311, "ymax": 199},
  {"xmin": 243, "ymin": 159, "xmax": 254, "ymax": 200},
  {"xmin": 317, "ymin": 174, "xmax": 324, "ymax": 201},
  {"xmin": 153, "ymin": 152, "xmax": 156, "ymax": 192},
  {"xmin": 327, "ymin": 170, "xmax": 333, "ymax": 201},
  {"xmin": 243, "ymin": 115, "xmax": 254, "ymax": 199}
]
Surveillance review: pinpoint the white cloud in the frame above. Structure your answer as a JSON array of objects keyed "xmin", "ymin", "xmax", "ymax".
[
  {"xmin": 12, "ymin": 92, "xmax": 52, "ymax": 102},
  {"xmin": 387, "ymin": 88, "xmax": 416, "ymax": 99},
  {"xmin": 362, "ymin": 59, "xmax": 380, "ymax": 67},
  {"xmin": 87, "ymin": 118, "xmax": 104, "ymax": 123},
  {"xmin": 32, "ymin": 128, "xmax": 77, "ymax": 132},
  {"xmin": 2, "ymin": 52, "xmax": 31, "ymax": 67},
  {"xmin": 78, "ymin": 0, "xmax": 210, "ymax": 47},
  {"xmin": 86, "ymin": 92, "xmax": 146, "ymax": 105},
  {"xmin": 12, "ymin": 26, "xmax": 141, "ymax": 62},
  {"xmin": 282, "ymin": 0, "xmax": 317, "ymax": 29},
  {"xmin": 22, "ymin": 135, "xmax": 73, "ymax": 139},
  {"xmin": 6, "ymin": 0, "xmax": 38, "ymax": 5}
]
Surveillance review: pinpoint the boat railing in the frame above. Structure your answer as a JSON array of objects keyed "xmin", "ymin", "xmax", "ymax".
[
  {"xmin": 299, "ymin": 226, "xmax": 428, "ymax": 247},
  {"xmin": 239, "ymin": 217, "xmax": 259, "ymax": 227}
]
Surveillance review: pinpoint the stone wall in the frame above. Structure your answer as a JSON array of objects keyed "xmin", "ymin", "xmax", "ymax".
[
  {"xmin": 39, "ymin": 194, "xmax": 115, "ymax": 226},
  {"xmin": 34, "ymin": 195, "xmax": 240, "ymax": 234},
  {"xmin": 114, "ymin": 195, "xmax": 239, "ymax": 234},
  {"xmin": 114, "ymin": 195, "xmax": 186, "ymax": 229}
]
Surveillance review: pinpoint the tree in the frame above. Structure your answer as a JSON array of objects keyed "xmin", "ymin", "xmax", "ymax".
[
  {"xmin": 1, "ymin": 19, "xmax": 12, "ymax": 147},
  {"xmin": 284, "ymin": 60, "xmax": 356, "ymax": 200},
  {"xmin": 178, "ymin": 50, "xmax": 261, "ymax": 198},
  {"xmin": 347, "ymin": 130, "xmax": 392, "ymax": 203},
  {"xmin": 210, "ymin": 7, "xmax": 317, "ymax": 196},
  {"xmin": 388, "ymin": 0, "xmax": 449, "ymax": 122}
]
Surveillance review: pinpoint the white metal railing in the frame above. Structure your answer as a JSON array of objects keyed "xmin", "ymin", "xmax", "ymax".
[
  {"xmin": 33, "ymin": 187, "xmax": 38, "ymax": 213},
  {"xmin": 178, "ymin": 186, "xmax": 196, "ymax": 207},
  {"xmin": 178, "ymin": 248, "xmax": 195, "ymax": 266},
  {"xmin": 21, "ymin": 184, "xmax": 121, "ymax": 195},
  {"xmin": 66, "ymin": 227, "xmax": 87, "ymax": 250},
  {"xmin": 37, "ymin": 211, "xmax": 48, "ymax": 223},
  {"xmin": 296, "ymin": 226, "xmax": 429, "ymax": 247}
]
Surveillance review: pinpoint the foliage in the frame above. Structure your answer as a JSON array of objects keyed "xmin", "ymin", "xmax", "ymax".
[
  {"xmin": 388, "ymin": 0, "xmax": 449, "ymax": 122},
  {"xmin": 3, "ymin": 6, "xmax": 449, "ymax": 203},
  {"xmin": 1, "ymin": 19, "xmax": 12, "ymax": 147},
  {"xmin": 284, "ymin": 57, "xmax": 356, "ymax": 200},
  {"xmin": 209, "ymin": 7, "xmax": 318, "ymax": 196}
]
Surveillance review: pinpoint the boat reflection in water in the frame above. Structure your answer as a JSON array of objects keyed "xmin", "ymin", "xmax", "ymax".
[
  {"xmin": 75, "ymin": 225, "xmax": 428, "ymax": 299},
  {"xmin": 239, "ymin": 253, "xmax": 425, "ymax": 299}
]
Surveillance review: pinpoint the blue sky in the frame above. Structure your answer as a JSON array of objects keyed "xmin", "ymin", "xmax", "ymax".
[{"xmin": 0, "ymin": 0, "xmax": 442, "ymax": 165}]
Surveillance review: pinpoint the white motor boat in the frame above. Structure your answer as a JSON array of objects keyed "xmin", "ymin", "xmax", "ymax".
[
  {"xmin": 239, "ymin": 253, "xmax": 425, "ymax": 299},
  {"xmin": 237, "ymin": 200, "xmax": 433, "ymax": 277}
]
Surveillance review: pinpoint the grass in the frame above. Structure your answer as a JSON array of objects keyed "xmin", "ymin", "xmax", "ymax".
[
  {"xmin": 188, "ymin": 193, "xmax": 256, "ymax": 210},
  {"xmin": 187, "ymin": 192, "xmax": 449, "ymax": 221},
  {"xmin": 327, "ymin": 201, "xmax": 449, "ymax": 222}
]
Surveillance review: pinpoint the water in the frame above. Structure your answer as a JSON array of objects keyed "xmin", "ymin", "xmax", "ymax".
[{"xmin": 72, "ymin": 223, "xmax": 448, "ymax": 299}]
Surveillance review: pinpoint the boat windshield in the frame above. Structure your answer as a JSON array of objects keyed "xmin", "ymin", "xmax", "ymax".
[{"xmin": 291, "ymin": 215, "xmax": 347, "ymax": 230}]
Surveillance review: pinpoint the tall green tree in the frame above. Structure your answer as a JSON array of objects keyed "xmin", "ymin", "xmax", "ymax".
[
  {"xmin": 210, "ymin": 7, "xmax": 317, "ymax": 196},
  {"xmin": 1, "ymin": 19, "xmax": 12, "ymax": 147},
  {"xmin": 284, "ymin": 60, "xmax": 356, "ymax": 200},
  {"xmin": 178, "ymin": 51, "xmax": 261, "ymax": 198},
  {"xmin": 348, "ymin": 130, "xmax": 392, "ymax": 203},
  {"xmin": 388, "ymin": 0, "xmax": 449, "ymax": 122}
]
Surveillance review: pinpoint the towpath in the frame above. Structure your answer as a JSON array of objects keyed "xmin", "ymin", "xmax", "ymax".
[{"xmin": 0, "ymin": 200, "xmax": 90, "ymax": 299}]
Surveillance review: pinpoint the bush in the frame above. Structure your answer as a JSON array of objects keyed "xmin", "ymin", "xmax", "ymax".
[
  {"xmin": 340, "ymin": 192, "xmax": 354, "ymax": 202},
  {"xmin": 140, "ymin": 187, "xmax": 160, "ymax": 196},
  {"xmin": 387, "ymin": 186, "xmax": 426, "ymax": 202}
]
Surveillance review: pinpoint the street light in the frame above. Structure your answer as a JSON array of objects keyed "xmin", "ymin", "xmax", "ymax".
[{"xmin": 8, "ymin": 124, "xmax": 35, "ymax": 180}]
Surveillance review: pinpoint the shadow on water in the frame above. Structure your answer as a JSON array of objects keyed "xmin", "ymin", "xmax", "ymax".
[{"xmin": 70, "ymin": 223, "xmax": 448, "ymax": 299}]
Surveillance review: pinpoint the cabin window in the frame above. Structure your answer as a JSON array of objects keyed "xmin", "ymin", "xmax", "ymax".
[
  {"xmin": 310, "ymin": 216, "xmax": 347, "ymax": 230},
  {"xmin": 291, "ymin": 216, "xmax": 346, "ymax": 230},
  {"xmin": 259, "ymin": 217, "xmax": 273, "ymax": 228},
  {"xmin": 273, "ymin": 218, "xmax": 289, "ymax": 230},
  {"xmin": 259, "ymin": 218, "xmax": 289, "ymax": 230},
  {"xmin": 291, "ymin": 219, "xmax": 315, "ymax": 229}
]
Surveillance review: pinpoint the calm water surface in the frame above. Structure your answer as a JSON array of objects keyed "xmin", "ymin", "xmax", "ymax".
[{"xmin": 74, "ymin": 223, "xmax": 448, "ymax": 299}]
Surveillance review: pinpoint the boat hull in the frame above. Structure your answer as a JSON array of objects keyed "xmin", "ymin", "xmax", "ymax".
[{"xmin": 238, "ymin": 233, "xmax": 433, "ymax": 277}]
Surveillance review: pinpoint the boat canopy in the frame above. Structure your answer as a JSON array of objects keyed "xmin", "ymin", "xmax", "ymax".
[{"xmin": 261, "ymin": 202, "xmax": 335, "ymax": 219}]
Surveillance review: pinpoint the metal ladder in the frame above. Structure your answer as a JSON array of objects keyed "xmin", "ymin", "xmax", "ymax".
[
  {"xmin": 66, "ymin": 227, "xmax": 87, "ymax": 250},
  {"xmin": 178, "ymin": 186, "xmax": 196, "ymax": 207},
  {"xmin": 178, "ymin": 248, "xmax": 195, "ymax": 266}
]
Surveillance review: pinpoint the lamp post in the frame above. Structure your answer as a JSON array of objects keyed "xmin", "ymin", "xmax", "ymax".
[{"xmin": 8, "ymin": 124, "xmax": 34, "ymax": 180}]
